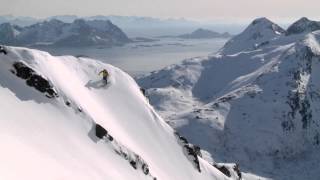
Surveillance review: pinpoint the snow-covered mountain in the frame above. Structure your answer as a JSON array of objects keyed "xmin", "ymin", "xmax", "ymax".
[
  {"xmin": 0, "ymin": 23, "xmax": 22, "ymax": 45},
  {"xmin": 178, "ymin": 28, "xmax": 231, "ymax": 39},
  {"xmin": 138, "ymin": 17, "xmax": 320, "ymax": 180},
  {"xmin": 220, "ymin": 17, "xmax": 286, "ymax": 55},
  {"xmin": 0, "ymin": 19, "xmax": 131, "ymax": 47},
  {"xmin": 0, "ymin": 15, "xmax": 39, "ymax": 26},
  {"xmin": 0, "ymin": 46, "xmax": 243, "ymax": 180},
  {"xmin": 286, "ymin": 17, "xmax": 320, "ymax": 35}
]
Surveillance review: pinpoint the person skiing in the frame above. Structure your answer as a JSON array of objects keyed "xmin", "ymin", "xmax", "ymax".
[{"xmin": 98, "ymin": 69, "xmax": 109, "ymax": 84}]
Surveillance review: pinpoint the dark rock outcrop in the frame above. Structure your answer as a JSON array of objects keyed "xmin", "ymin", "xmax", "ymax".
[
  {"xmin": 0, "ymin": 45, "xmax": 7, "ymax": 54},
  {"xmin": 90, "ymin": 121, "xmax": 155, "ymax": 179},
  {"xmin": 213, "ymin": 163, "xmax": 242, "ymax": 180},
  {"xmin": 175, "ymin": 132, "xmax": 201, "ymax": 172},
  {"xmin": 12, "ymin": 62, "xmax": 58, "ymax": 98},
  {"xmin": 213, "ymin": 164, "xmax": 231, "ymax": 177},
  {"xmin": 95, "ymin": 124, "xmax": 108, "ymax": 139}
]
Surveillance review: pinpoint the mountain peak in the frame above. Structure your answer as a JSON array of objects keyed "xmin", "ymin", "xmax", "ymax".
[
  {"xmin": 297, "ymin": 17, "xmax": 310, "ymax": 22},
  {"xmin": 250, "ymin": 17, "xmax": 272, "ymax": 25},
  {"xmin": 247, "ymin": 17, "xmax": 285, "ymax": 33},
  {"xmin": 287, "ymin": 17, "xmax": 320, "ymax": 35},
  {"xmin": 220, "ymin": 17, "xmax": 285, "ymax": 54},
  {"xmin": 47, "ymin": 18, "xmax": 64, "ymax": 24}
]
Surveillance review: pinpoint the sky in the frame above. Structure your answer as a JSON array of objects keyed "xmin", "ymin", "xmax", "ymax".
[{"xmin": 1, "ymin": 0, "xmax": 320, "ymax": 24}]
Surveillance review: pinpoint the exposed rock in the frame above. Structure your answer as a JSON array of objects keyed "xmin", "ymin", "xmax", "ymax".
[
  {"xmin": 213, "ymin": 163, "xmax": 242, "ymax": 180},
  {"xmin": 90, "ymin": 121, "xmax": 156, "ymax": 179},
  {"xmin": 233, "ymin": 164, "xmax": 242, "ymax": 179},
  {"xmin": 12, "ymin": 62, "xmax": 58, "ymax": 98},
  {"xmin": 107, "ymin": 134, "xmax": 114, "ymax": 141},
  {"xmin": 175, "ymin": 132, "xmax": 201, "ymax": 172},
  {"xmin": 130, "ymin": 160, "xmax": 137, "ymax": 169},
  {"xmin": 142, "ymin": 163, "xmax": 149, "ymax": 175},
  {"xmin": 0, "ymin": 45, "xmax": 7, "ymax": 54},
  {"xmin": 65, "ymin": 101, "xmax": 71, "ymax": 106},
  {"xmin": 95, "ymin": 124, "xmax": 108, "ymax": 139},
  {"xmin": 140, "ymin": 88, "xmax": 146, "ymax": 96},
  {"xmin": 213, "ymin": 164, "xmax": 231, "ymax": 177}
]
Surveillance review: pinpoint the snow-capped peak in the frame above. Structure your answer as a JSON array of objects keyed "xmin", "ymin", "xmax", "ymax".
[
  {"xmin": 250, "ymin": 17, "xmax": 274, "ymax": 25},
  {"xmin": 286, "ymin": 17, "xmax": 320, "ymax": 35},
  {"xmin": 220, "ymin": 17, "xmax": 285, "ymax": 55}
]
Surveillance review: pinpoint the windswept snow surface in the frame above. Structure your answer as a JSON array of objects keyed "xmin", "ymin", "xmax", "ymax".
[
  {"xmin": 138, "ymin": 18, "xmax": 320, "ymax": 180},
  {"xmin": 0, "ymin": 46, "xmax": 230, "ymax": 180}
]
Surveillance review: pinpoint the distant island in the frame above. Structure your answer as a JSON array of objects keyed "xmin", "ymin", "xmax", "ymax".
[
  {"xmin": 178, "ymin": 28, "xmax": 232, "ymax": 39},
  {"xmin": 157, "ymin": 28, "xmax": 232, "ymax": 39},
  {"xmin": 0, "ymin": 19, "xmax": 131, "ymax": 47}
]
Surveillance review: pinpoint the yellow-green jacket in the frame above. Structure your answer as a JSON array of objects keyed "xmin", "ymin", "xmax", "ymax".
[{"xmin": 99, "ymin": 69, "xmax": 109, "ymax": 78}]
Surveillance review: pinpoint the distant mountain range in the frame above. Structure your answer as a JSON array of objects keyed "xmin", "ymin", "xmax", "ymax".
[
  {"xmin": 0, "ymin": 19, "xmax": 131, "ymax": 47},
  {"xmin": 0, "ymin": 15, "xmax": 238, "ymax": 37},
  {"xmin": 178, "ymin": 28, "xmax": 232, "ymax": 39},
  {"xmin": 0, "ymin": 15, "xmax": 40, "ymax": 26},
  {"xmin": 0, "ymin": 15, "xmax": 202, "ymax": 28}
]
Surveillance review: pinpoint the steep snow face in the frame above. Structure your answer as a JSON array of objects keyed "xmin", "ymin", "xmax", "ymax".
[
  {"xmin": 287, "ymin": 17, "xmax": 320, "ymax": 36},
  {"xmin": 138, "ymin": 18, "xmax": 320, "ymax": 179},
  {"xmin": 0, "ymin": 46, "xmax": 232, "ymax": 180},
  {"xmin": 220, "ymin": 17, "xmax": 285, "ymax": 55}
]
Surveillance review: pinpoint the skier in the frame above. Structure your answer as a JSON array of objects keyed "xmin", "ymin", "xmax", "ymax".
[{"xmin": 98, "ymin": 69, "xmax": 109, "ymax": 84}]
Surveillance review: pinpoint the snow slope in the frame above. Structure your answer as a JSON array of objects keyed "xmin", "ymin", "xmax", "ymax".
[
  {"xmin": 138, "ymin": 18, "xmax": 320, "ymax": 180},
  {"xmin": 0, "ymin": 46, "xmax": 234, "ymax": 180}
]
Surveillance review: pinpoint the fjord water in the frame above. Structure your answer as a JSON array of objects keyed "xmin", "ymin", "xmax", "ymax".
[{"xmin": 37, "ymin": 38, "xmax": 228, "ymax": 76}]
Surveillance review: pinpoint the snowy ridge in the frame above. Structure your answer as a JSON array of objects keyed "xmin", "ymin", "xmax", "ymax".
[
  {"xmin": 0, "ymin": 46, "xmax": 233, "ymax": 180},
  {"xmin": 220, "ymin": 17, "xmax": 285, "ymax": 55},
  {"xmin": 286, "ymin": 17, "xmax": 320, "ymax": 36},
  {"xmin": 138, "ymin": 17, "xmax": 320, "ymax": 180}
]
